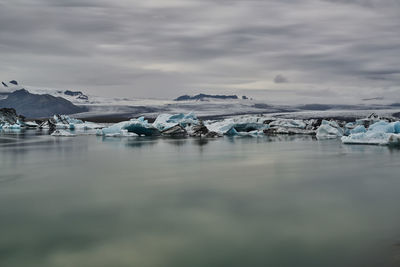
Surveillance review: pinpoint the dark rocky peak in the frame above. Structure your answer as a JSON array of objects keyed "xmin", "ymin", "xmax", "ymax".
[
  {"xmin": 64, "ymin": 90, "xmax": 83, "ymax": 96},
  {"xmin": 9, "ymin": 80, "xmax": 18, "ymax": 85},
  {"xmin": 174, "ymin": 93, "xmax": 239, "ymax": 101}
]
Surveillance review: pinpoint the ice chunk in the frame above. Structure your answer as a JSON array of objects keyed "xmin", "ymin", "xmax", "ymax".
[
  {"xmin": 187, "ymin": 124, "xmax": 209, "ymax": 137},
  {"xmin": 101, "ymin": 117, "xmax": 160, "ymax": 136},
  {"xmin": 205, "ymin": 119, "xmax": 235, "ymax": 134},
  {"xmin": 316, "ymin": 120, "xmax": 343, "ymax": 139},
  {"xmin": 342, "ymin": 132, "xmax": 400, "ymax": 145},
  {"xmin": 105, "ymin": 129, "xmax": 138, "ymax": 137},
  {"xmin": 51, "ymin": 115, "xmax": 102, "ymax": 131},
  {"xmin": 1, "ymin": 123, "xmax": 21, "ymax": 130},
  {"xmin": 264, "ymin": 127, "xmax": 315, "ymax": 135},
  {"xmin": 161, "ymin": 125, "xmax": 187, "ymax": 136},
  {"xmin": 53, "ymin": 114, "xmax": 83, "ymax": 125},
  {"xmin": 269, "ymin": 119, "xmax": 306, "ymax": 129},
  {"xmin": 205, "ymin": 115, "xmax": 268, "ymax": 135},
  {"xmin": 350, "ymin": 125, "xmax": 367, "ymax": 134},
  {"xmin": 51, "ymin": 129, "xmax": 76, "ymax": 137},
  {"xmin": 342, "ymin": 119, "xmax": 400, "ymax": 145},
  {"xmin": 153, "ymin": 112, "xmax": 199, "ymax": 131},
  {"xmin": 24, "ymin": 121, "xmax": 39, "ymax": 128},
  {"xmin": 368, "ymin": 121, "xmax": 395, "ymax": 133}
]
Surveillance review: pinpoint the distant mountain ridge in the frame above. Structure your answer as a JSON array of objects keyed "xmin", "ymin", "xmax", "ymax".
[
  {"xmin": 0, "ymin": 89, "xmax": 87, "ymax": 118},
  {"xmin": 174, "ymin": 93, "xmax": 240, "ymax": 101}
]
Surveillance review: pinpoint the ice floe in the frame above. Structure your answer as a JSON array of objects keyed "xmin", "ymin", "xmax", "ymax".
[
  {"xmin": 316, "ymin": 120, "xmax": 344, "ymax": 139},
  {"xmin": 51, "ymin": 129, "xmax": 76, "ymax": 137},
  {"xmin": 342, "ymin": 119, "xmax": 400, "ymax": 145}
]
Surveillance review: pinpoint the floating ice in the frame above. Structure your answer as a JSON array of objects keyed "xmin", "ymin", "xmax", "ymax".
[
  {"xmin": 101, "ymin": 117, "xmax": 160, "ymax": 136},
  {"xmin": 316, "ymin": 120, "xmax": 344, "ymax": 139},
  {"xmin": 269, "ymin": 119, "xmax": 307, "ymax": 129},
  {"xmin": 153, "ymin": 112, "xmax": 199, "ymax": 131},
  {"xmin": 52, "ymin": 115, "xmax": 102, "ymax": 130},
  {"xmin": 104, "ymin": 129, "xmax": 138, "ymax": 137},
  {"xmin": 205, "ymin": 115, "xmax": 268, "ymax": 135},
  {"xmin": 342, "ymin": 118, "xmax": 400, "ymax": 145},
  {"xmin": 51, "ymin": 129, "xmax": 76, "ymax": 137},
  {"xmin": 350, "ymin": 125, "xmax": 367, "ymax": 134},
  {"xmin": 1, "ymin": 123, "xmax": 21, "ymax": 130},
  {"xmin": 342, "ymin": 132, "xmax": 400, "ymax": 145}
]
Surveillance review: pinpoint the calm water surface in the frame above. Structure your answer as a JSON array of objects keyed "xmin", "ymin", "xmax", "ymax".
[{"xmin": 1, "ymin": 131, "xmax": 400, "ymax": 267}]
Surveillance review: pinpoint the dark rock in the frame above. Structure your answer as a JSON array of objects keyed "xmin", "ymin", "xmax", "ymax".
[
  {"xmin": 9, "ymin": 80, "xmax": 18, "ymax": 85},
  {"xmin": 190, "ymin": 124, "xmax": 209, "ymax": 137},
  {"xmin": 65, "ymin": 90, "xmax": 89, "ymax": 101},
  {"xmin": 161, "ymin": 125, "xmax": 187, "ymax": 137},
  {"xmin": 38, "ymin": 119, "xmax": 56, "ymax": 130},
  {"xmin": 77, "ymin": 94, "xmax": 89, "ymax": 100},
  {"xmin": 2, "ymin": 82, "xmax": 8, "ymax": 87},
  {"xmin": 205, "ymin": 131, "xmax": 222, "ymax": 138},
  {"xmin": 64, "ymin": 90, "xmax": 83, "ymax": 96},
  {"xmin": 242, "ymin": 96, "xmax": 248, "ymax": 100}
]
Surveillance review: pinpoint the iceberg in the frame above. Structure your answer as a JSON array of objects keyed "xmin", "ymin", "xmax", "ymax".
[
  {"xmin": 349, "ymin": 125, "xmax": 367, "ymax": 134},
  {"xmin": 187, "ymin": 124, "xmax": 209, "ymax": 137},
  {"xmin": 153, "ymin": 112, "xmax": 199, "ymax": 131},
  {"xmin": 52, "ymin": 115, "xmax": 102, "ymax": 130},
  {"xmin": 342, "ymin": 132, "xmax": 400, "ymax": 145},
  {"xmin": 161, "ymin": 125, "xmax": 187, "ymax": 137},
  {"xmin": 1, "ymin": 123, "xmax": 21, "ymax": 130},
  {"xmin": 104, "ymin": 129, "xmax": 138, "ymax": 137},
  {"xmin": 342, "ymin": 119, "xmax": 400, "ymax": 145},
  {"xmin": 205, "ymin": 115, "xmax": 268, "ymax": 135},
  {"xmin": 316, "ymin": 120, "xmax": 344, "ymax": 139},
  {"xmin": 51, "ymin": 129, "xmax": 76, "ymax": 137},
  {"xmin": 24, "ymin": 121, "xmax": 39, "ymax": 128},
  {"xmin": 268, "ymin": 119, "xmax": 307, "ymax": 129},
  {"xmin": 264, "ymin": 127, "xmax": 315, "ymax": 135},
  {"xmin": 101, "ymin": 117, "xmax": 160, "ymax": 136}
]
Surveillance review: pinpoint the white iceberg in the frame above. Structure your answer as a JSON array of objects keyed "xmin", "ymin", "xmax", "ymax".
[
  {"xmin": 342, "ymin": 132, "xmax": 400, "ymax": 145},
  {"xmin": 153, "ymin": 112, "xmax": 199, "ymax": 131},
  {"xmin": 349, "ymin": 125, "xmax": 367, "ymax": 134},
  {"xmin": 51, "ymin": 129, "xmax": 76, "ymax": 137},
  {"xmin": 205, "ymin": 115, "xmax": 268, "ymax": 135},
  {"xmin": 52, "ymin": 115, "xmax": 103, "ymax": 130},
  {"xmin": 316, "ymin": 120, "xmax": 344, "ymax": 139},
  {"xmin": 268, "ymin": 119, "xmax": 307, "ymax": 129},
  {"xmin": 24, "ymin": 121, "xmax": 39, "ymax": 128},
  {"xmin": 1, "ymin": 123, "xmax": 21, "ymax": 130},
  {"xmin": 342, "ymin": 120, "xmax": 400, "ymax": 145},
  {"xmin": 104, "ymin": 129, "xmax": 138, "ymax": 137},
  {"xmin": 101, "ymin": 117, "xmax": 160, "ymax": 136}
]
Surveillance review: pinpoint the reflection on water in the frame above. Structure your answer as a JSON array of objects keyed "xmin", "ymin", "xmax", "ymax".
[{"xmin": 1, "ymin": 133, "xmax": 400, "ymax": 267}]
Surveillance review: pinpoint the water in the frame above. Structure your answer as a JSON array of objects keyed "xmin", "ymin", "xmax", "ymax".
[{"xmin": 1, "ymin": 131, "xmax": 400, "ymax": 267}]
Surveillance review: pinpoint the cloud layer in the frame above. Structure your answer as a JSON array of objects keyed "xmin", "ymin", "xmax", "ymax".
[{"xmin": 0, "ymin": 0, "xmax": 399, "ymax": 102}]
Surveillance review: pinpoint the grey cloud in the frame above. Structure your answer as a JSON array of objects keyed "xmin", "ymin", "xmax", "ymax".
[
  {"xmin": 0, "ymin": 0, "xmax": 399, "ymax": 102},
  {"xmin": 274, "ymin": 75, "xmax": 288, "ymax": 83}
]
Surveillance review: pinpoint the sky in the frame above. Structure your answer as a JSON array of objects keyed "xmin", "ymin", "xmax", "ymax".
[{"xmin": 0, "ymin": 0, "xmax": 399, "ymax": 103}]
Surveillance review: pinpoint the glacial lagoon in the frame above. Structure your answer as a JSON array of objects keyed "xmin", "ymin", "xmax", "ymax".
[{"xmin": 1, "ymin": 131, "xmax": 400, "ymax": 267}]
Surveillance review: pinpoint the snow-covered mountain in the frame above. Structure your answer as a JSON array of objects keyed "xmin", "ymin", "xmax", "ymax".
[{"xmin": 2, "ymin": 80, "xmax": 400, "ymax": 121}]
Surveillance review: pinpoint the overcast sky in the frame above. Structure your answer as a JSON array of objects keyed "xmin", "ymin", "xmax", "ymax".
[{"xmin": 0, "ymin": 0, "xmax": 399, "ymax": 102}]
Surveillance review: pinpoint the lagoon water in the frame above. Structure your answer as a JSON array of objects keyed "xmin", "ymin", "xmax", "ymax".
[{"xmin": 1, "ymin": 131, "xmax": 400, "ymax": 267}]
